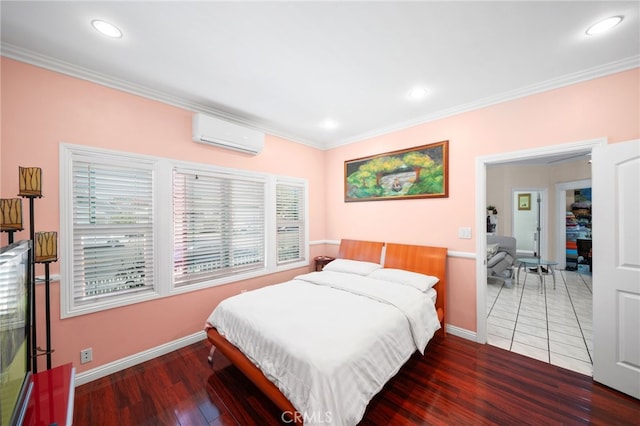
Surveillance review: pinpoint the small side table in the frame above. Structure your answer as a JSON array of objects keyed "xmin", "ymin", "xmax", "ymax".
[
  {"xmin": 23, "ymin": 362, "xmax": 75, "ymax": 426},
  {"xmin": 516, "ymin": 257, "xmax": 558, "ymax": 293},
  {"xmin": 314, "ymin": 256, "xmax": 335, "ymax": 271}
]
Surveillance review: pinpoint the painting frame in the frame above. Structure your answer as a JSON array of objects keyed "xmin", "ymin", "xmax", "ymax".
[
  {"xmin": 344, "ymin": 140, "xmax": 449, "ymax": 202},
  {"xmin": 518, "ymin": 193, "xmax": 531, "ymax": 211}
]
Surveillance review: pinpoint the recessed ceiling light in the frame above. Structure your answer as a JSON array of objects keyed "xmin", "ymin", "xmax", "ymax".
[
  {"xmin": 91, "ymin": 19, "xmax": 123, "ymax": 38},
  {"xmin": 409, "ymin": 87, "xmax": 428, "ymax": 100},
  {"xmin": 586, "ymin": 16, "xmax": 623, "ymax": 36},
  {"xmin": 321, "ymin": 119, "xmax": 338, "ymax": 130}
]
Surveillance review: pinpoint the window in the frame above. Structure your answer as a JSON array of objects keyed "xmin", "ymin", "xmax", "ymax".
[
  {"xmin": 60, "ymin": 144, "xmax": 308, "ymax": 317},
  {"xmin": 173, "ymin": 168, "xmax": 266, "ymax": 287},
  {"xmin": 276, "ymin": 180, "xmax": 306, "ymax": 264},
  {"xmin": 63, "ymin": 151, "xmax": 155, "ymax": 315}
]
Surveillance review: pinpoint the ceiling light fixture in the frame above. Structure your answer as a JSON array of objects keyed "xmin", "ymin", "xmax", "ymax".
[
  {"xmin": 91, "ymin": 19, "xmax": 123, "ymax": 38},
  {"xmin": 409, "ymin": 87, "xmax": 428, "ymax": 100},
  {"xmin": 586, "ymin": 16, "xmax": 623, "ymax": 36},
  {"xmin": 321, "ymin": 119, "xmax": 338, "ymax": 130}
]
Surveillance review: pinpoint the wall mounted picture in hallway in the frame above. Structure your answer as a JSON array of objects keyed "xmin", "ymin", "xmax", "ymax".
[
  {"xmin": 344, "ymin": 140, "xmax": 449, "ymax": 202},
  {"xmin": 518, "ymin": 193, "xmax": 531, "ymax": 210}
]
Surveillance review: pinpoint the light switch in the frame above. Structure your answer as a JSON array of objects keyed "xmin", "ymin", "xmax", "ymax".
[{"xmin": 458, "ymin": 227, "xmax": 472, "ymax": 239}]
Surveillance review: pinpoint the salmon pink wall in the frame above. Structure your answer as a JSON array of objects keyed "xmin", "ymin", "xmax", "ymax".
[
  {"xmin": 324, "ymin": 68, "xmax": 639, "ymax": 332},
  {"xmin": 2, "ymin": 56, "xmax": 638, "ymax": 375},
  {"xmin": 0, "ymin": 58, "xmax": 326, "ymax": 373}
]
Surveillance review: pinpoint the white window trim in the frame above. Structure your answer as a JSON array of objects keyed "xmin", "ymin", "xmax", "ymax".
[
  {"xmin": 60, "ymin": 143, "xmax": 309, "ymax": 318},
  {"xmin": 275, "ymin": 177, "xmax": 309, "ymax": 271},
  {"xmin": 168, "ymin": 164, "xmax": 269, "ymax": 294}
]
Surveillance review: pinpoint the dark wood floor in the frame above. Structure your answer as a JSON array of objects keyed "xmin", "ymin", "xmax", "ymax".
[{"xmin": 74, "ymin": 335, "xmax": 639, "ymax": 425}]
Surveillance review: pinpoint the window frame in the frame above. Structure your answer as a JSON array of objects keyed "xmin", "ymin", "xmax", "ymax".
[
  {"xmin": 171, "ymin": 166, "xmax": 268, "ymax": 291},
  {"xmin": 275, "ymin": 178, "xmax": 308, "ymax": 266},
  {"xmin": 60, "ymin": 144, "xmax": 309, "ymax": 318}
]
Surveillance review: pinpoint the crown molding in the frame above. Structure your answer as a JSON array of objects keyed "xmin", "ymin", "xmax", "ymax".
[
  {"xmin": 3, "ymin": 43, "xmax": 637, "ymax": 152},
  {"xmin": 0, "ymin": 43, "xmax": 322, "ymax": 149},
  {"xmin": 325, "ymin": 55, "xmax": 640, "ymax": 150}
]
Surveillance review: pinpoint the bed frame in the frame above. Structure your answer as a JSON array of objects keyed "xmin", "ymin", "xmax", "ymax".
[{"xmin": 206, "ymin": 239, "xmax": 447, "ymax": 422}]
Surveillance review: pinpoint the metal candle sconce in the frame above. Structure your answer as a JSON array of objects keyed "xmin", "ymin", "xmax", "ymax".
[
  {"xmin": 18, "ymin": 166, "xmax": 42, "ymax": 197},
  {"xmin": 0, "ymin": 198, "xmax": 24, "ymax": 243}
]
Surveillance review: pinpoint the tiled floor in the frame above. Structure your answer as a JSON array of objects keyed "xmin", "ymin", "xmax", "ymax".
[{"xmin": 487, "ymin": 268, "xmax": 593, "ymax": 376}]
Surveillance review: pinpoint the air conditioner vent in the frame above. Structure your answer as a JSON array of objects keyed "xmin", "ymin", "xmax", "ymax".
[{"xmin": 192, "ymin": 113, "xmax": 264, "ymax": 155}]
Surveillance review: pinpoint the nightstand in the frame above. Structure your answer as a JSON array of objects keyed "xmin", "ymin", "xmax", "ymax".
[{"xmin": 314, "ymin": 256, "xmax": 335, "ymax": 271}]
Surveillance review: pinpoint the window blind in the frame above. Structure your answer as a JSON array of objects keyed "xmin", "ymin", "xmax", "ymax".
[
  {"xmin": 173, "ymin": 169, "xmax": 266, "ymax": 287},
  {"xmin": 61, "ymin": 144, "xmax": 307, "ymax": 317},
  {"xmin": 0, "ymin": 265, "xmax": 19, "ymax": 318},
  {"xmin": 72, "ymin": 160, "xmax": 154, "ymax": 305},
  {"xmin": 0, "ymin": 246, "xmax": 28, "ymax": 323},
  {"xmin": 276, "ymin": 181, "xmax": 305, "ymax": 264}
]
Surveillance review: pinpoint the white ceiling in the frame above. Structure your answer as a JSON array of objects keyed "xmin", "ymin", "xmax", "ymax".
[{"xmin": 1, "ymin": 1, "xmax": 638, "ymax": 150}]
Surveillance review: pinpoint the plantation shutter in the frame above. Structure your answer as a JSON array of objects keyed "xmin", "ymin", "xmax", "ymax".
[
  {"xmin": 276, "ymin": 181, "xmax": 305, "ymax": 264},
  {"xmin": 0, "ymin": 261, "xmax": 20, "ymax": 318},
  {"xmin": 0, "ymin": 242, "xmax": 29, "ymax": 322},
  {"xmin": 72, "ymin": 160, "xmax": 154, "ymax": 306},
  {"xmin": 173, "ymin": 169, "xmax": 266, "ymax": 287}
]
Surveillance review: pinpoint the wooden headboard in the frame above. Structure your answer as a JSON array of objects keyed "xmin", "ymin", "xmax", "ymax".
[
  {"xmin": 337, "ymin": 239, "xmax": 447, "ymax": 336},
  {"xmin": 384, "ymin": 242, "xmax": 447, "ymax": 334},
  {"xmin": 337, "ymin": 239, "xmax": 384, "ymax": 263}
]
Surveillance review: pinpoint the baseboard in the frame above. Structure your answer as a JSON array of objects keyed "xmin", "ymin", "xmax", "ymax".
[
  {"xmin": 74, "ymin": 330, "xmax": 207, "ymax": 386},
  {"xmin": 74, "ymin": 325, "xmax": 476, "ymax": 386},
  {"xmin": 445, "ymin": 324, "xmax": 477, "ymax": 341}
]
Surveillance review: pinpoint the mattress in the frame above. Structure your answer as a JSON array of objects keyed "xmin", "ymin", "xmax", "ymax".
[{"xmin": 206, "ymin": 270, "xmax": 440, "ymax": 426}]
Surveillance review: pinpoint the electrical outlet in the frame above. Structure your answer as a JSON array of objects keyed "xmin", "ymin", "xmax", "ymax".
[{"xmin": 80, "ymin": 348, "xmax": 92, "ymax": 364}]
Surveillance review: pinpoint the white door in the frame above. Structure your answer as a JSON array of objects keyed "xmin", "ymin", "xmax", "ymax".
[{"xmin": 592, "ymin": 139, "xmax": 640, "ymax": 399}]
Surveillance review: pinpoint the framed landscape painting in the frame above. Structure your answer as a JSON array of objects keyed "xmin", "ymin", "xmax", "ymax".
[{"xmin": 344, "ymin": 140, "xmax": 449, "ymax": 202}]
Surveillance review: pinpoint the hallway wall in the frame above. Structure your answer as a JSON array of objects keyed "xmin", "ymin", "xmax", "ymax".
[{"xmin": 487, "ymin": 158, "xmax": 592, "ymax": 261}]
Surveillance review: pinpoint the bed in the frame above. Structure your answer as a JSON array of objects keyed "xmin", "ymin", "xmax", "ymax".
[{"xmin": 205, "ymin": 239, "xmax": 447, "ymax": 425}]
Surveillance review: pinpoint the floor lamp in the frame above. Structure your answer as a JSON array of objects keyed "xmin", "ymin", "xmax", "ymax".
[
  {"xmin": 19, "ymin": 166, "xmax": 43, "ymax": 373},
  {"xmin": 35, "ymin": 231, "xmax": 58, "ymax": 370}
]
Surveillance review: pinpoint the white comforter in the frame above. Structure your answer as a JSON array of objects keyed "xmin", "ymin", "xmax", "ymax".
[{"xmin": 205, "ymin": 270, "xmax": 441, "ymax": 426}]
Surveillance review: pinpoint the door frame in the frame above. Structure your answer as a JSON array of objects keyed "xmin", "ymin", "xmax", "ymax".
[
  {"xmin": 475, "ymin": 137, "xmax": 606, "ymax": 344},
  {"xmin": 512, "ymin": 188, "xmax": 548, "ymax": 258},
  {"xmin": 555, "ymin": 179, "xmax": 592, "ymax": 270}
]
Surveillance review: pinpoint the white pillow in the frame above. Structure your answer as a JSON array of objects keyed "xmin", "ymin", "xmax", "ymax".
[
  {"xmin": 486, "ymin": 243, "xmax": 500, "ymax": 259},
  {"xmin": 368, "ymin": 268, "xmax": 439, "ymax": 292},
  {"xmin": 487, "ymin": 251, "xmax": 507, "ymax": 267},
  {"xmin": 322, "ymin": 258, "xmax": 382, "ymax": 275}
]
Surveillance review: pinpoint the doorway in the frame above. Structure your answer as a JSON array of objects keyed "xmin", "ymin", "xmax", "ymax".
[
  {"xmin": 475, "ymin": 138, "xmax": 603, "ymax": 345},
  {"xmin": 512, "ymin": 189, "xmax": 547, "ymax": 258}
]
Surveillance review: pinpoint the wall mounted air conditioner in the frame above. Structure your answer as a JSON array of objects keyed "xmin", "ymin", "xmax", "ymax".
[{"xmin": 192, "ymin": 113, "xmax": 265, "ymax": 155}]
